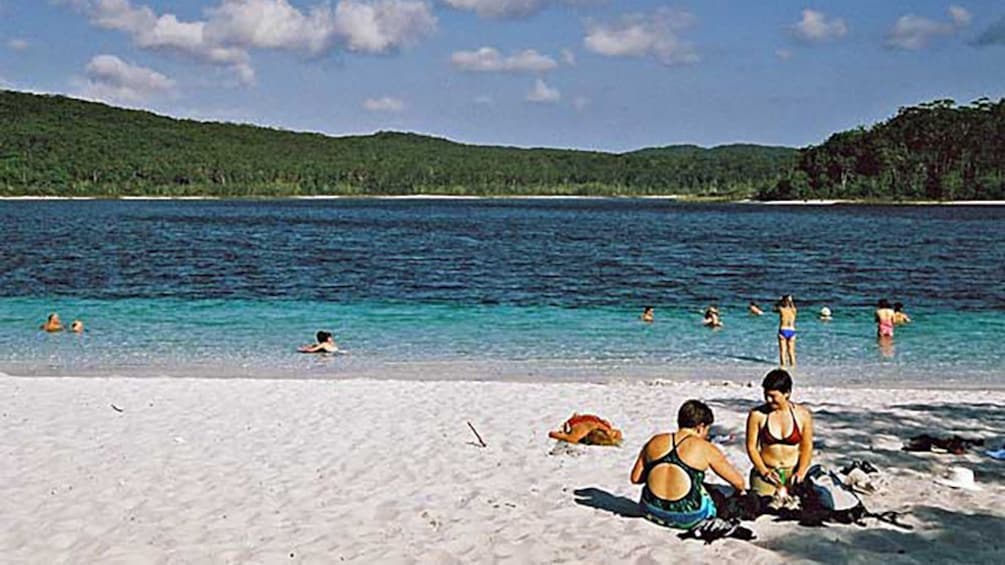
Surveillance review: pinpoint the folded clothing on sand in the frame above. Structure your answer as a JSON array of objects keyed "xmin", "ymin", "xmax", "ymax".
[{"xmin": 903, "ymin": 434, "xmax": 985, "ymax": 455}]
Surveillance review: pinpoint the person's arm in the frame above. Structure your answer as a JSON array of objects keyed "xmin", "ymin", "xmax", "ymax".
[
  {"xmin": 707, "ymin": 444, "xmax": 746, "ymax": 492},
  {"xmin": 793, "ymin": 408, "xmax": 814, "ymax": 482},
  {"xmin": 298, "ymin": 343, "xmax": 323, "ymax": 353},
  {"xmin": 745, "ymin": 410, "xmax": 779, "ymax": 485},
  {"xmin": 630, "ymin": 443, "xmax": 648, "ymax": 484}
]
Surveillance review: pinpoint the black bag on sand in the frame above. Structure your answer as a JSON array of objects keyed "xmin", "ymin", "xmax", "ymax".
[{"xmin": 784, "ymin": 465, "xmax": 913, "ymax": 529}]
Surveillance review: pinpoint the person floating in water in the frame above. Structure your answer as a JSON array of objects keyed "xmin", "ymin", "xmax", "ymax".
[
  {"xmin": 893, "ymin": 302, "xmax": 911, "ymax": 325},
  {"xmin": 70, "ymin": 320, "xmax": 84, "ymax": 333},
  {"xmin": 774, "ymin": 295, "xmax": 797, "ymax": 368},
  {"xmin": 41, "ymin": 313, "xmax": 64, "ymax": 332},
  {"xmin": 631, "ymin": 400, "xmax": 747, "ymax": 529},
  {"xmin": 748, "ymin": 302, "xmax": 764, "ymax": 316},
  {"xmin": 298, "ymin": 330, "xmax": 339, "ymax": 354},
  {"xmin": 818, "ymin": 306, "xmax": 833, "ymax": 321},
  {"xmin": 641, "ymin": 306, "xmax": 655, "ymax": 323},
  {"xmin": 702, "ymin": 306, "xmax": 723, "ymax": 328}
]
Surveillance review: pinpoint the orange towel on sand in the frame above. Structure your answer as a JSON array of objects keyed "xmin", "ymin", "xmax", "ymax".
[{"xmin": 550, "ymin": 413, "xmax": 623, "ymax": 446}]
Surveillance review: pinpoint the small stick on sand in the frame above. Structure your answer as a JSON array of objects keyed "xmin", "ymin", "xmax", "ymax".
[
  {"xmin": 467, "ymin": 421, "xmax": 487, "ymax": 448},
  {"xmin": 110, "ymin": 404, "xmax": 124, "ymax": 413}
]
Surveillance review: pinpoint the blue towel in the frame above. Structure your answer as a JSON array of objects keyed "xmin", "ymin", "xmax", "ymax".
[{"xmin": 985, "ymin": 449, "xmax": 1005, "ymax": 460}]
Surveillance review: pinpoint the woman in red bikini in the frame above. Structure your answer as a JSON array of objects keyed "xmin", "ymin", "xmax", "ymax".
[{"xmin": 745, "ymin": 369, "xmax": 814, "ymax": 495}]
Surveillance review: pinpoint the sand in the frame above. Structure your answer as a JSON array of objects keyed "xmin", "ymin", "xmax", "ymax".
[{"xmin": 1, "ymin": 376, "xmax": 1002, "ymax": 564}]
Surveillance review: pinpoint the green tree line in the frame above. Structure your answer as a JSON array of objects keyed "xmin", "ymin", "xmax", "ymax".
[
  {"xmin": 0, "ymin": 90, "xmax": 794, "ymax": 197},
  {"xmin": 760, "ymin": 98, "xmax": 1005, "ymax": 201}
]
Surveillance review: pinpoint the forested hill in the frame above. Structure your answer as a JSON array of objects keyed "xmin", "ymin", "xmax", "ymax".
[
  {"xmin": 0, "ymin": 89, "xmax": 795, "ymax": 197},
  {"xmin": 760, "ymin": 98, "xmax": 1005, "ymax": 201}
]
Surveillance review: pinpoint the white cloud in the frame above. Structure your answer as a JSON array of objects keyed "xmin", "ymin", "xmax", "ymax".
[
  {"xmin": 572, "ymin": 95, "xmax": 589, "ymax": 111},
  {"xmin": 62, "ymin": 0, "xmax": 438, "ymax": 86},
  {"xmin": 949, "ymin": 5, "xmax": 972, "ymax": 28},
  {"xmin": 65, "ymin": 0, "xmax": 254, "ymax": 84},
  {"xmin": 82, "ymin": 54, "xmax": 176, "ymax": 103},
  {"xmin": 775, "ymin": 48, "xmax": 793, "ymax": 60},
  {"xmin": 444, "ymin": 0, "xmax": 546, "ymax": 19},
  {"xmin": 451, "ymin": 47, "xmax": 557, "ymax": 73},
  {"xmin": 363, "ymin": 96, "xmax": 405, "ymax": 112},
  {"xmin": 886, "ymin": 6, "xmax": 971, "ymax": 50},
  {"xmin": 583, "ymin": 8, "xmax": 698, "ymax": 65},
  {"xmin": 443, "ymin": 0, "xmax": 599, "ymax": 19},
  {"xmin": 332, "ymin": 0, "xmax": 437, "ymax": 53},
  {"xmin": 474, "ymin": 95, "xmax": 494, "ymax": 105},
  {"xmin": 6, "ymin": 38, "xmax": 29, "ymax": 51},
  {"xmin": 560, "ymin": 47, "xmax": 575, "ymax": 65},
  {"xmin": 526, "ymin": 78, "xmax": 559, "ymax": 103},
  {"xmin": 789, "ymin": 9, "xmax": 847, "ymax": 43}
]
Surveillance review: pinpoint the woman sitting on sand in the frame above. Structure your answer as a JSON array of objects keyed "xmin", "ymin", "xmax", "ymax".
[
  {"xmin": 631, "ymin": 400, "xmax": 746, "ymax": 529},
  {"xmin": 745, "ymin": 369, "xmax": 814, "ymax": 496},
  {"xmin": 41, "ymin": 313, "xmax": 64, "ymax": 332}
]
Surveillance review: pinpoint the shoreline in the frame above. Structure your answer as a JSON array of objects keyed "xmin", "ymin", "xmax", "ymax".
[
  {"xmin": 3, "ymin": 195, "xmax": 1005, "ymax": 205},
  {"xmin": 2, "ymin": 368, "xmax": 1003, "ymax": 392}
]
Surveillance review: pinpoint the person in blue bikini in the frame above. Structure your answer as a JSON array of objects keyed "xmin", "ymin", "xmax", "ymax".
[
  {"xmin": 774, "ymin": 295, "xmax": 797, "ymax": 368},
  {"xmin": 631, "ymin": 400, "xmax": 747, "ymax": 529}
]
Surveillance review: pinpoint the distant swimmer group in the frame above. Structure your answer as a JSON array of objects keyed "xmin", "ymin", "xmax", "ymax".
[
  {"xmin": 40, "ymin": 313, "xmax": 84, "ymax": 333},
  {"xmin": 639, "ymin": 295, "xmax": 915, "ymax": 366}
]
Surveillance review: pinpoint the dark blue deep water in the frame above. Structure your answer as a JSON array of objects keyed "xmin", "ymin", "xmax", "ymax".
[{"xmin": 1, "ymin": 199, "xmax": 1003, "ymax": 385}]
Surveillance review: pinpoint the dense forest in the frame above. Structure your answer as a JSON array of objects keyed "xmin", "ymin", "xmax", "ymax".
[
  {"xmin": 0, "ymin": 90, "xmax": 793, "ymax": 197},
  {"xmin": 760, "ymin": 98, "xmax": 1005, "ymax": 201},
  {"xmin": 2, "ymin": 90, "xmax": 1002, "ymax": 199}
]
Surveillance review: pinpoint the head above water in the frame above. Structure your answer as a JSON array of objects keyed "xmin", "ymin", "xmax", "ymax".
[
  {"xmin": 316, "ymin": 330, "xmax": 333, "ymax": 343},
  {"xmin": 779, "ymin": 294, "xmax": 795, "ymax": 307},
  {"xmin": 677, "ymin": 399, "xmax": 714, "ymax": 431},
  {"xmin": 48, "ymin": 312, "xmax": 60, "ymax": 322},
  {"xmin": 894, "ymin": 302, "xmax": 904, "ymax": 312},
  {"xmin": 878, "ymin": 298, "xmax": 892, "ymax": 309}
]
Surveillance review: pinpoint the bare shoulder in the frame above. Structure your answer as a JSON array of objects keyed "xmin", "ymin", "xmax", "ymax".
[{"xmin": 793, "ymin": 403, "xmax": 814, "ymax": 420}]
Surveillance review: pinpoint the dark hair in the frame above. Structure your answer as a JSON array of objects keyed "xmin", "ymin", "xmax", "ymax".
[
  {"xmin": 893, "ymin": 302, "xmax": 904, "ymax": 312},
  {"xmin": 316, "ymin": 330, "xmax": 332, "ymax": 343},
  {"xmin": 677, "ymin": 399, "xmax": 714, "ymax": 428},
  {"xmin": 762, "ymin": 368, "xmax": 793, "ymax": 394},
  {"xmin": 780, "ymin": 294, "xmax": 794, "ymax": 307},
  {"xmin": 877, "ymin": 298, "xmax": 891, "ymax": 309},
  {"xmin": 644, "ymin": 306, "xmax": 653, "ymax": 311}
]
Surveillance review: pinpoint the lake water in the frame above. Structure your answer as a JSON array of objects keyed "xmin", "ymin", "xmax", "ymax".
[{"xmin": 1, "ymin": 199, "xmax": 1003, "ymax": 387}]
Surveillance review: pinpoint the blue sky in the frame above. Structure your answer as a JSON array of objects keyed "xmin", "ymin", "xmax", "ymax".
[{"xmin": 1, "ymin": 1, "xmax": 1004, "ymax": 151}]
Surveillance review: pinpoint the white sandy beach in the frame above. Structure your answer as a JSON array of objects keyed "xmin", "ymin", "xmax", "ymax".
[{"xmin": 1, "ymin": 376, "xmax": 1002, "ymax": 564}]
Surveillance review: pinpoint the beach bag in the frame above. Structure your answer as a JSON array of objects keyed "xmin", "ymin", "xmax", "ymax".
[{"xmin": 801, "ymin": 465, "xmax": 868, "ymax": 524}]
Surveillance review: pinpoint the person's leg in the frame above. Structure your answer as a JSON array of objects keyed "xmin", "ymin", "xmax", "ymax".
[
  {"xmin": 788, "ymin": 336, "xmax": 797, "ymax": 368},
  {"xmin": 777, "ymin": 335, "xmax": 786, "ymax": 366}
]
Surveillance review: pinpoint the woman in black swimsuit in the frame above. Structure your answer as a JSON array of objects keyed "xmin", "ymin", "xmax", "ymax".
[{"xmin": 745, "ymin": 369, "xmax": 814, "ymax": 495}]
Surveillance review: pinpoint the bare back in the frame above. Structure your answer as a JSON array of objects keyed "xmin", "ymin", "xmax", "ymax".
[{"xmin": 778, "ymin": 305, "xmax": 797, "ymax": 330}]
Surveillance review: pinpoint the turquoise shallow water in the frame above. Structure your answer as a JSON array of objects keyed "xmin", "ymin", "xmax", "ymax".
[{"xmin": 0, "ymin": 200, "xmax": 1003, "ymax": 386}]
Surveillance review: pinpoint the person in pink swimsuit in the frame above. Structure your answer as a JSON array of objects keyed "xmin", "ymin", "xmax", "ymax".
[{"xmin": 875, "ymin": 299, "xmax": 895, "ymax": 338}]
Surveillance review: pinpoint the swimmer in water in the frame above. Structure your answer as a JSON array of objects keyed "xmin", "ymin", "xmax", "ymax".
[
  {"xmin": 748, "ymin": 302, "xmax": 764, "ymax": 316},
  {"xmin": 893, "ymin": 302, "xmax": 911, "ymax": 325},
  {"xmin": 774, "ymin": 295, "xmax": 797, "ymax": 368},
  {"xmin": 41, "ymin": 313, "xmax": 64, "ymax": 332},
  {"xmin": 298, "ymin": 330, "xmax": 339, "ymax": 354},
  {"xmin": 70, "ymin": 320, "xmax": 84, "ymax": 333},
  {"xmin": 641, "ymin": 306, "xmax": 655, "ymax": 323},
  {"xmin": 703, "ymin": 306, "xmax": 723, "ymax": 328}
]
